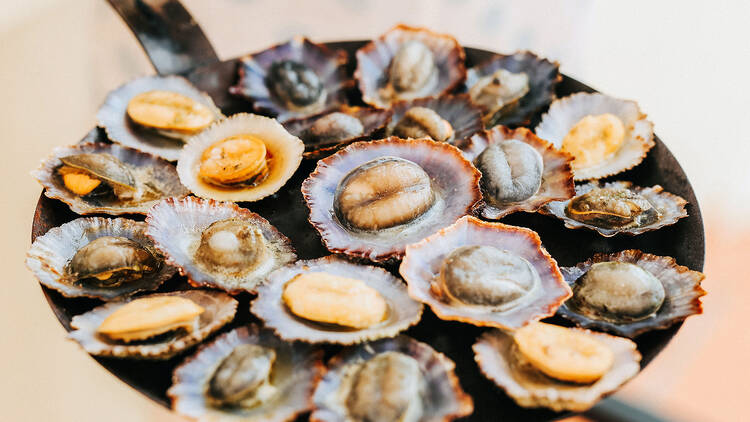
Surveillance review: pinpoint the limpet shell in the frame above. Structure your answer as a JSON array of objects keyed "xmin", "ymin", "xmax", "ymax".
[
  {"xmin": 356, "ymin": 25, "xmax": 466, "ymax": 108},
  {"xmin": 302, "ymin": 137, "xmax": 481, "ymax": 262},
  {"xmin": 251, "ymin": 256, "xmax": 423, "ymax": 345},
  {"xmin": 557, "ymin": 250, "xmax": 705, "ymax": 338},
  {"xmin": 177, "ymin": 113, "xmax": 304, "ymax": 202},
  {"xmin": 311, "ymin": 336, "xmax": 473, "ymax": 422},
  {"xmin": 473, "ymin": 327, "xmax": 641, "ymax": 412},
  {"xmin": 229, "ymin": 36, "xmax": 351, "ymax": 122},
  {"xmin": 399, "ymin": 215, "xmax": 572, "ymax": 329},
  {"xmin": 69, "ymin": 290, "xmax": 237, "ymax": 359},
  {"xmin": 386, "ymin": 95, "xmax": 483, "ymax": 144},
  {"xmin": 168, "ymin": 325, "xmax": 323, "ymax": 421},
  {"xmin": 97, "ymin": 76, "xmax": 223, "ymax": 161},
  {"xmin": 535, "ymin": 92, "xmax": 654, "ymax": 180},
  {"xmin": 283, "ymin": 106, "xmax": 393, "ymax": 159},
  {"xmin": 26, "ymin": 217, "xmax": 175, "ymax": 301},
  {"xmin": 32, "ymin": 142, "xmax": 189, "ymax": 215},
  {"xmin": 543, "ymin": 180, "xmax": 688, "ymax": 237},
  {"xmin": 146, "ymin": 197, "xmax": 296, "ymax": 294},
  {"xmin": 458, "ymin": 126, "xmax": 574, "ymax": 219},
  {"xmin": 465, "ymin": 51, "xmax": 560, "ymax": 127}
]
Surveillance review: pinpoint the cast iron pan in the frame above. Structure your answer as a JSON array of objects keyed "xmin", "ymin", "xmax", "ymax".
[{"xmin": 30, "ymin": 1, "xmax": 705, "ymax": 421}]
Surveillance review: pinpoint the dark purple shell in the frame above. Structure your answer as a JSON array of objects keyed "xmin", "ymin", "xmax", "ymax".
[
  {"xmin": 465, "ymin": 52, "xmax": 560, "ymax": 128},
  {"xmin": 229, "ymin": 36, "xmax": 352, "ymax": 122}
]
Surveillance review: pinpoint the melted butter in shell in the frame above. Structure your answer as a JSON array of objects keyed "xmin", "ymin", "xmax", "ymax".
[
  {"xmin": 334, "ymin": 157, "xmax": 435, "ymax": 231},
  {"xmin": 562, "ymin": 113, "xmax": 625, "ymax": 170},
  {"xmin": 571, "ymin": 262, "xmax": 665, "ymax": 323},
  {"xmin": 475, "ymin": 140, "xmax": 543, "ymax": 205},
  {"xmin": 439, "ymin": 245, "xmax": 539, "ymax": 309},
  {"xmin": 208, "ymin": 344, "xmax": 277, "ymax": 407},
  {"xmin": 346, "ymin": 351, "xmax": 426, "ymax": 422},
  {"xmin": 194, "ymin": 218, "xmax": 267, "ymax": 274},
  {"xmin": 392, "ymin": 107, "xmax": 454, "ymax": 142}
]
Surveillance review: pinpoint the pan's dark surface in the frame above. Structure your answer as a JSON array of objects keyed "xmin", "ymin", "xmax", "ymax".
[{"xmin": 30, "ymin": 5, "xmax": 704, "ymax": 421}]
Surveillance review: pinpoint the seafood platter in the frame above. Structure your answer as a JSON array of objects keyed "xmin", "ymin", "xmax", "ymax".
[{"xmin": 28, "ymin": 3, "xmax": 705, "ymax": 421}]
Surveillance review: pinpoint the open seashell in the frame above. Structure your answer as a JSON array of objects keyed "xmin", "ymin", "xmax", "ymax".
[
  {"xmin": 356, "ymin": 25, "xmax": 466, "ymax": 108},
  {"xmin": 302, "ymin": 137, "xmax": 481, "ymax": 262},
  {"xmin": 386, "ymin": 95, "xmax": 483, "ymax": 145},
  {"xmin": 458, "ymin": 126, "xmax": 574, "ymax": 219},
  {"xmin": 69, "ymin": 290, "xmax": 237, "ymax": 360},
  {"xmin": 473, "ymin": 324, "xmax": 641, "ymax": 412},
  {"xmin": 535, "ymin": 92, "xmax": 654, "ymax": 180},
  {"xmin": 97, "ymin": 76, "xmax": 223, "ymax": 161},
  {"xmin": 311, "ymin": 336, "xmax": 473, "ymax": 422},
  {"xmin": 229, "ymin": 36, "xmax": 351, "ymax": 122},
  {"xmin": 283, "ymin": 106, "xmax": 392, "ymax": 159},
  {"xmin": 465, "ymin": 52, "xmax": 560, "ymax": 128},
  {"xmin": 32, "ymin": 142, "xmax": 189, "ymax": 215},
  {"xmin": 146, "ymin": 197, "xmax": 296, "ymax": 294},
  {"xmin": 557, "ymin": 250, "xmax": 705, "ymax": 338},
  {"xmin": 252, "ymin": 256, "xmax": 422, "ymax": 345},
  {"xmin": 400, "ymin": 216, "xmax": 571, "ymax": 329},
  {"xmin": 177, "ymin": 113, "xmax": 304, "ymax": 202},
  {"xmin": 168, "ymin": 325, "xmax": 323, "ymax": 422},
  {"xmin": 543, "ymin": 180, "xmax": 688, "ymax": 237},
  {"xmin": 26, "ymin": 217, "xmax": 175, "ymax": 301}
]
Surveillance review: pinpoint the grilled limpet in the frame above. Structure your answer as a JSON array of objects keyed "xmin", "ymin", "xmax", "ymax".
[
  {"xmin": 543, "ymin": 180, "xmax": 688, "ymax": 236},
  {"xmin": 177, "ymin": 113, "xmax": 304, "ymax": 202},
  {"xmin": 146, "ymin": 197, "xmax": 296, "ymax": 294},
  {"xmin": 26, "ymin": 217, "xmax": 175, "ymax": 301},
  {"xmin": 302, "ymin": 137, "xmax": 481, "ymax": 262},
  {"xmin": 229, "ymin": 36, "xmax": 351, "ymax": 122},
  {"xmin": 252, "ymin": 256, "xmax": 422, "ymax": 344},
  {"xmin": 33, "ymin": 142, "xmax": 188, "ymax": 215},
  {"xmin": 356, "ymin": 25, "xmax": 466, "ymax": 108},
  {"xmin": 69, "ymin": 290, "xmax": 237, "ymax": 359},
  {"xmin": 557, "ymin": 250, "xmax": 706, "ymax": 337},
  {"xmin": 535, "ymin": 92, "xmax": 654, "ymax": 180},
  {"xmin": 97, "ymin": 75, "xmax": 223, "ymax": 161},
  {"xmin": 385, "ymin": 95, "xmax": 483, "ymax": 145},
  {"xmin": 169, "ymin": 325, "xmax": 323, "ymax": 421},
  {"xmin": 458, "ymin": 126, "xmax": 574, "ymax": 219},
  {"xmin": 400, "ymin": 216, "xmax": 571, "ymax": 329},
  {"xmin": 311, "ymin": 336, "xmax": 473, "ymax": 422},
  {"xmin": 473, "ymin": 322, "xmax": 641, "ymax": 412}
]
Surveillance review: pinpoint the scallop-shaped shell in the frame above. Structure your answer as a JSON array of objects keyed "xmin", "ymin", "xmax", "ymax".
[
  {"xmin": 557, "ymin": 250, "xmax": 705, "ymax": 338},
  {"xmin": 312, "ymin": 336, "xmax": 473, "ymax": 422},
  {"xmin": 32, "ymin": 142, "xmax": 189, "ymax": 215},
  {"xmin": 386, "ymin": 94, "xmax": 483, "ymax": 144},
  {"xmin": 302, "ymin": 137, "xmax": 481, "ymax": 262},
  {"xmin": 400, "ymin": 216, "xmax": 572, "ymax": 329},
  {"xmin": 458, "ymin": 126, "xmax": 574, "ymax": 219},
  {"xmin": 356, "ymin": 25, "xmax": 466, "ymax": 108},
  {"xmin": 465, "ymin": 51, "xmax": 561, "ymax": 127},
  {"xmin": 146, "ymin": 197, "xmax": 296, "ymax": 294},
  {"xmin": 473, "ymin": 327, "xmax": 641, "ymax": 412},
  {"xmin": 26, "ymin": 217, "xmax": 176, "ymax": 301},
  {"xmin": 535, "ymin": 92, "xmax": 654, "ymax": 180},
  {"xmin": 177, "ymin": 113, "xmax": 304, "ymax": 202},
  {"xmin": 543, "ymin": 181, "xmax": 688, "ymax": 237},
  {"xmin": 229, "ymin": 36, "xmax": 351, "ymax": 122},
  {"xmin": 252, "ymin": 256, "xmax": 422, "ymax": 344},
  {"xmin": 283, "ymin": 106, "xmax": 393, "ymax": 159},
  {"xmin": 97, "ymin": 76, "xmax": 223, "ymax": 161},
  {"xmin": 168, "ymin": 325, "xmax": 323, "ymax": 422},
  {"xmin": 69, "ymin": 290, "xmax": 237, "ymax": 360}
]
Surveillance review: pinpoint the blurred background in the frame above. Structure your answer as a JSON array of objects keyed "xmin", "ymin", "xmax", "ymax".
[{"xmin": 2, "ymin": 0, "xmax": 747, "ymax": 421}]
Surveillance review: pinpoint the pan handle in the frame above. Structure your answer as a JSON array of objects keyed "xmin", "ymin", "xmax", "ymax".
[{"xmin": 105, "ymin": 0, "xmax": 220, "ymax": 75}]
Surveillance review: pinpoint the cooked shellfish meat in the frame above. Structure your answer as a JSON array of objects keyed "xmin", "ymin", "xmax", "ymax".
[
  {"xmin": 208, "ymin": 344, "xmax": 278, "ymax": 407},
  {"xmin": 562, "ymin": 113, "xmax": 625, "ymax": 171},
  {"xmin": 565, "ymin": 186, "xmax": 660, "ymax": 229},
  {"xmin": 475, "ymin": 139, "xmax": 543, "ymax": 204},
  {"xmin": 388, "ymin": 40, "xmax": 437, "ymax": 96},
  {"xmin": 199, "ymin": 135, "xmax": 270, "ymax": 188},
  {"xmin": 268, "ymin": 60, "xmax": 326, "ymax": 111},
  {"xmin": 305, "ymin": 112, "xmax": 364, "ymax": 144},
  {"xmin": 469, "ymin": 68, "xmax": 529, "ymax": 118},
  {"xmin": 334, "ymin": 156, "xmax": 435, "ymax": 231},
  {"xmin": 97, "ymin": 296, "xmax": 204, "ymax": 343},
  {"xmin": 58, "ymin": 153, "xmax": 139, "ymax": 200},
  {"xmin": 126, "ymin": 90, "xmax": 216, "ymax": 140},
  {"xmin": 282, "ymin": 272, "xmax": 388, "ymax": 329},
  {"xmin": 195, "ymin": 218, "xmax": 268, "ymax": 273},
  {"xmin": 392, "ymin": 107, "xmax": 454, "ymax": 142},
  {"xmin": 63, "ymin": 236, "xmax": 158, "ymax": 287}
]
